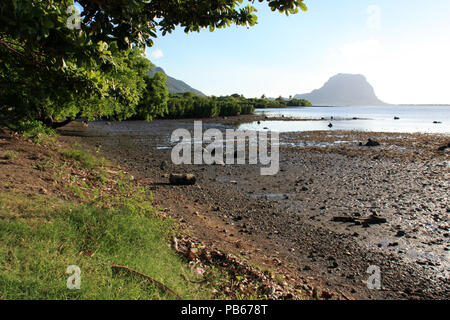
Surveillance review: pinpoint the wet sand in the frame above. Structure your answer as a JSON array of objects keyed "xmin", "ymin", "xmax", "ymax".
[{"xmin": 59, "ymin": 117, "xmax": 450, "ymax": 300}]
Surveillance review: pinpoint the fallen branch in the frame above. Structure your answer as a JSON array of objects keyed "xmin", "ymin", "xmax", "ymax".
[
  {"xmin": 111, "ymin": 264, "xmax": 182, "ymax": 300},
  {"xmin": 332, "ymin": 215, "xmax": 387, "ymax": 227},
  {"xmin": 336, "ymin": 289, "xmax": 354, "ymax": 301}
]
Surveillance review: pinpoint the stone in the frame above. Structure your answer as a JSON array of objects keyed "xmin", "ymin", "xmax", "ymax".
[
  {"xmin": 365, "ymin": 139, "xmax": 380, "ymax": 147},
  {"xmin": 395, "ymin": 230, "xmax": 406, "ymax": 237}
]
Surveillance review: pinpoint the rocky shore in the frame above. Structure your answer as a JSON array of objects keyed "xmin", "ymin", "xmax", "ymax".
[{"xmin": 59, "ymin": 116, "xmax": 450, "ymax": 300}]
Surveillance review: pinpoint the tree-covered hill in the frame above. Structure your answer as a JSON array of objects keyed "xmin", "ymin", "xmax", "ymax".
[{"xmin": 148, "ymin": 67, "xmax": 206, "ymax": 97}]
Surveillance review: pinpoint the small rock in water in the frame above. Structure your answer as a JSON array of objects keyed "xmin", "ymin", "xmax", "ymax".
[
  {"xmin": 388, "ymin": 242, "xmax": 399, "ymax": 247},
  {"xmin": 395, "ymin": 230, "xmax": 406, "ymax": 237},
  {"xmin": 437, "ymin": 142, "xmax": 450, "ymax": 151},
  {"xmin": 365, "ymin": 139, "xmax": 380, "ymax": 147}
]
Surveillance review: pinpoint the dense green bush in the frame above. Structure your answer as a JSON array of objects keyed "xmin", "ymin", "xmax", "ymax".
[
  {"xmin": 248, "ymin": 97, "xmax": 312, "ymax": 108},
  {"xmin": 160, "ymin": 93, "xmax": 310, "ymax": 119},
  {"xmin": 164, "ymin": 94, "xmax": 255, "ymax": 119}
]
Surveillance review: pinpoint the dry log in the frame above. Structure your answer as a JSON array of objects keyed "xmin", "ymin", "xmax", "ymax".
[{"xmin": 169, "ymin": 174, "xmax": 196, "ymax": 185}]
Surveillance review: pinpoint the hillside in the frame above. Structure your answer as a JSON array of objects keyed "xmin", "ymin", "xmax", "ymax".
[{"xmin": 149, "ymin": 67, "xmax": 206, "ymax": 97}]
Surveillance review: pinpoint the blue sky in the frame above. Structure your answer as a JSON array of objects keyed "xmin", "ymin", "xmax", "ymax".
[{"xmin": 144, "ymin": 0, "xmax": 450, "ymax": 104}]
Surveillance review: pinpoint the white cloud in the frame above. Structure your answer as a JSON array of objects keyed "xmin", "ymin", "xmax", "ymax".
[
  {"xmin": 326, "ymin": 39, "xmax": 450, "ymax": 104},
  {"xmin": 149, "ymin": 48, "xmax": 164, "ymax": 60}
]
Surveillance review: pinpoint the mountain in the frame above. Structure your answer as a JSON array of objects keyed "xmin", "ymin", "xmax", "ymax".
[
  {"xmin": 294, "ymin": 74, "xmax": 387, "ymax": 106},
  {"xmin": 149, "ymin": 67, "xmax": 206, "ymax": 97}
]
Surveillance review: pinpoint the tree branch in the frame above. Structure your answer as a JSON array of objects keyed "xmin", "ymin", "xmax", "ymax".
[{"xmin": 111, "ymin": 264, "xmax": 183, "ymax": 299}]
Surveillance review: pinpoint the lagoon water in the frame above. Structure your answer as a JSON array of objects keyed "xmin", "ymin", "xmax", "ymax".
[{"xmin": 238, "ymin": 106, "xmax": 450, "ymax": 134}]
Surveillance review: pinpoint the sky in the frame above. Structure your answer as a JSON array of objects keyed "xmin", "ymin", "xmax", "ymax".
[{"xmin": 145, "ymin": 0, "xmax": 450, "ymax": 104}]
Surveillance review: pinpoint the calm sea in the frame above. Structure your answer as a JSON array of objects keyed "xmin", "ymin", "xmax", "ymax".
[{"xmin": 238, "ymin": 106, "xmax": 450, "ymax": 134}]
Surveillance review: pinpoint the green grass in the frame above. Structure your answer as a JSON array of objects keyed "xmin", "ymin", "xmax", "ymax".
[
  {"xmin": 0, "ymin": 192, "xmax": 218, "ymax": 300},
  {"xmin": 60, "ymin": 143, "xmax": 109, "ymax": 170},
  {"xmin": 2, "ymin": 150, "xmax": 18, "ymax": 160},
  {"xmin": 7, "ymin": 120, "xmax": 57, "ymax": 144}
]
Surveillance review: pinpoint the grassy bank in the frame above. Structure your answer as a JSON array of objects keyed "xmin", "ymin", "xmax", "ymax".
[
  {"xmin": 0, "ymin": 127, "xmax": 288, "ymax": 300},
  {"xmin": 0, "ymin": 193, "xmax": 214, "ymax": 299},
  {"xmin": 0, "ymin": 135, "xmax": 214, "ymax": 299}
]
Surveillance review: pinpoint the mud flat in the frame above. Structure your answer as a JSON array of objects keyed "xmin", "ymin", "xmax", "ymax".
[{"xmin": 59, "ymin": 117, "xmax": 450, "ymax": 300}]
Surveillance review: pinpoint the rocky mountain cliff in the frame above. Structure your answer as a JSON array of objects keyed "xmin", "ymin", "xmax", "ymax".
[{"xmin": 294, "ymin": 74, "xmax": 387, "ymax": 106}]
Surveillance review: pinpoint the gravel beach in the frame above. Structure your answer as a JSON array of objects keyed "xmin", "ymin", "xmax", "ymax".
[{"xmin": 60, "ymin": 116, "xmax": 450, "ymax": 300}]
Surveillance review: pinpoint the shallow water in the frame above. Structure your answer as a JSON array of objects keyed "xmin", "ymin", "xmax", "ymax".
[{"xmin": 238, "ymin": 106, "xmax": 450, "ymax": 134}]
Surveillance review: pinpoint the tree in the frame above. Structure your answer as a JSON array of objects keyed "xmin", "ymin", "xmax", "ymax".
[
  {"xmin": 0, "ymin": 1, "xmax": 147, "ymax": 127},
  {"xmin": 73, "ymin": 0, "xmax": 307, "ymax": 47},
  {"xmin": 77, "ymin": 47, "xmax": 154, "ymax": 121},
  {"xmin": 136, "ymin": 72, "xmax": 169, "ymax": 121},
  {"xmin": 0, "ymin": 0, "xmax": 308, "ymax": 127}
]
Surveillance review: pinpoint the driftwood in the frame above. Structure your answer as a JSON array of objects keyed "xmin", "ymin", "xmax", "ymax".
[
  {"xmin": 169, "ymin": 174, "xmax": 196, "ymax": 185},
  {"xmin": 111, "ymin": 264, "xmax": 182, "ymax": 299},
  {"xmin": 332, "ymin": 215, "xmax": 387, "ymax": 227}
]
